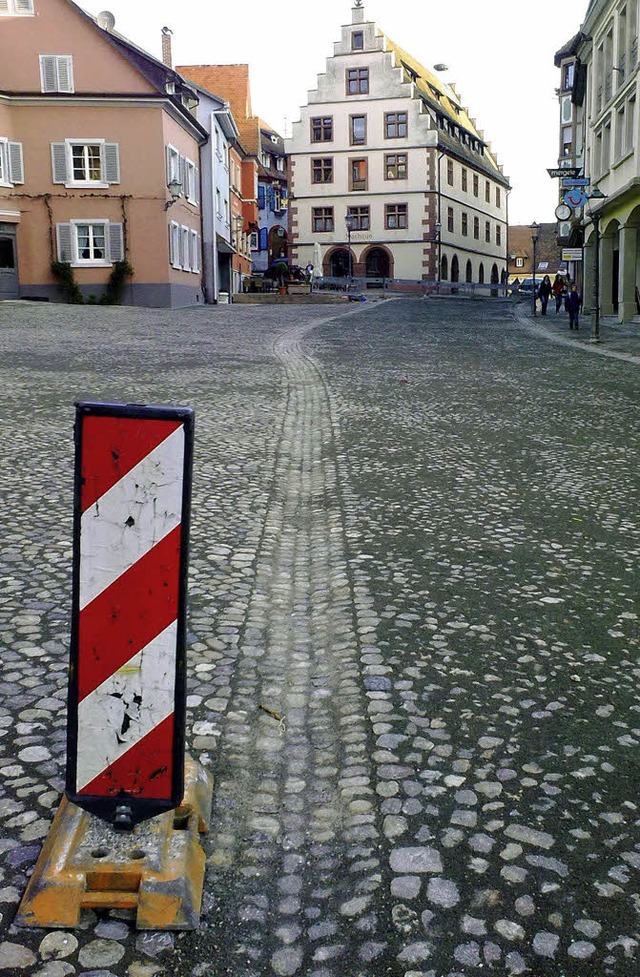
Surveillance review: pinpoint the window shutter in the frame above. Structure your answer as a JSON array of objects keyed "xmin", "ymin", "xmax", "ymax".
[
  {"xmin": 0, "ymin": 0, "xmax": 10, "ymax": 11},
  {"xmin": 194, "ymin": 167, "xmax": 200, "ymax": 205},
  {"xmin": 40, "ymin": 56, "xmax": 57, "ymax": 93},
  {"xmin": 51, "ymin": 143, "xmax": 68, "ymax": 184},
  {"xmin": 259, "ymin": 227, "xmax": 268, "ymax": 251},
  {"xmin": 8, "ymin": 142, "xmax": 24, "ymax": 183},
  {"xmin": 179, "ymin": 156, "xmax": 186, "ymax": 196},
  {"xmin": 108, "ymin": 223, "xmax": 124, "ymax": 262},
  {"xmin": 258, "ymin": 185, "xmax": 266, "ymax": 209},
  {"xmin": 103, "ymin": 143, "xmax": 120, "ymax": 184},
  {"xmin": 166, "ymin": 145, "xmax": 172, "ymax": 184},
  {"xmin": 57, "ymin": 56, "xmax": 74, "ymax": 93},
  {"xmin": 169, "ymin": 222, "xmax": 178, "ymax": 268},
  {"xmin": 56, "ymin": 223, "xmax": 73, "ymax": 262},
  {"xmin": 16, "ymin": 0, "xmax": 35, "ymax": 11},
  {"xmin": 181, "ymin": 226, "xmax": 190, "ymax": 271}
]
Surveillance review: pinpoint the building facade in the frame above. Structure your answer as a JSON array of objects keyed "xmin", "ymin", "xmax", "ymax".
[
  {"xmin": 0, "ymin": 0, "xmax": 206, "ymax": 306},
  {"xmin": 286, "ymin": 2, "xmax": 509, "ymax": 286},
  {"xmin": 254, "ymin": 126, "xmax": 289, "ymax": 273},
  {"xmin": 560, "ymin": 0, "xmax": 640, "ymax": 321}
]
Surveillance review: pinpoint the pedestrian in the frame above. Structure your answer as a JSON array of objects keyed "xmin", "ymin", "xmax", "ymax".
[
  {"xmin": 565, "ymin": 283, "xmax": 582, "ymax": 330},
  {"xmin": 552, "ymin": 274, "xmax": 566, "ymax": 314},
  {"xmin": 538, "ymin": 275, "xmax": 552, "ymax": 316}
]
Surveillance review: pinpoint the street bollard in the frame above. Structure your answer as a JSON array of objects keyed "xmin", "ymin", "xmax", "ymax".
[{"xmin": 17, "ymin": 401, "xmax": 213, "ymax": 930}]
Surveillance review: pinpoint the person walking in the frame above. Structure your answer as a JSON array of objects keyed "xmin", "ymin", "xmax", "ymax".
[
  {"xmin": 565, "ymin": 283, "xmax": 582, "ymax": 330},
  {"xmin": 552, "ymin": 274, "xmax": 566, "ymax": 314},
  {"xmin": 538, "ymin": 275, "xmax": 552, "ymax": 316}
]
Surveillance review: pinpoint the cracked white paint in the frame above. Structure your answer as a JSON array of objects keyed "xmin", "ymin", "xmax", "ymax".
[
  {"xmin": 79, "ymin": 426, "xmax": 185, "ymax": 610},
  {"xmin": 76, "ymin": 622, "xmax": 177, "ymax": 790}
]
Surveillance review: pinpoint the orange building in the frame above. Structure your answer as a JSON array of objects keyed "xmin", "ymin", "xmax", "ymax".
[{"xmin": 0, "ymin": 0, "xmax": 206, "ymax": 306}]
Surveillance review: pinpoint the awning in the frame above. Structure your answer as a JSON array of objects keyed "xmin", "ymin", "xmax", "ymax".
[{"xmin": 216, "ymin": 234, "xmax": 235, "ymax": 254}]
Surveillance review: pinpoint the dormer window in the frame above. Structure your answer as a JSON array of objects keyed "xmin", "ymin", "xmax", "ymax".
[
  {"xmin": 352, "ymin": 31, "xmax": 364, "ymax": 50},
  {"xmin": 0, "ymin": 0, "xmax": 35, "ymax": 14}
]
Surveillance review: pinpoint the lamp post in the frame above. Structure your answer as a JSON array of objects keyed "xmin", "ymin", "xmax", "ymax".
[
  {"xmin": 345, "ymin": 213, "xmax": 354, "ymax": 281},
  {"xmin": 164, "ymin": 178, "xmax": 182, "ymax": 210},
  {"xmin": 530, "ymin": 222, "xmax": 540, "ymax": 317},
  {"xmin": 586, "ymin": 186, "xmax": 606, "ymax": 343}
]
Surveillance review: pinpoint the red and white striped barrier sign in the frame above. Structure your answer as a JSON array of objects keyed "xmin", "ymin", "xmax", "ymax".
[{"xmin": 66, "ymin": 402, "xmax": 194, "ymax": 828}]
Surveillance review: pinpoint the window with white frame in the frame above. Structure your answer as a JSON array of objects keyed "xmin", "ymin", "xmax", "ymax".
[
  {"xmin": 183, "ymin": 158, "xmax": 198, "ymax": 204},
  {"xmin": 181, "ymin": 226, "xmax": 191, "ymax": 271},
  {"xmin": 40, "ymin": 55, "xmax": 74, "ymax": 92},
  {"xmin": 169, "ymin": 221, "xmax": 181, "ymax": 269},
  {"xmin": 51, "ymin": 140, "xmax": 119, "ymax": 187},
  {"xmin": 56, "ymin": 220, "xmax": 123, "ymax": 266},
  {"xmin": 0, "ymin": 138, "xmax": 24, "ymax": 186},
  {"xmin": 165, "ymin": 145, "xmax": 199, "ymax": 204},
  {"xmin": 1, "ymin": 0, "xmax": 35, "ymax": 15},
  {"xmin": 250, "ymin": 231, "xmax": 258, "ymax": 250},
  {"xmin": 190, "ymin": 229, "xmax": 200, "ymax": 273}
]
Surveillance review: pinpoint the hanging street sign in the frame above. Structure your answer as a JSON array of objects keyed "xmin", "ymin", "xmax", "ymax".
[
  {"xmin": 547, "ymin": 166, "xmax": 582, "ymax": 178},
  {"xmin": 66, "ymin": 400, "xmax": 194, "ymax": 828},
  {"xmin": 562, "ymin": 248, "xmax": 583, "ymax": 261},
  {"xmin": 564, "ymin": 188, "xmax": 588, "ymax": 209},
  {"xmin": 561, "ymin": 177, "xmax": 590, "ymax": 188}
]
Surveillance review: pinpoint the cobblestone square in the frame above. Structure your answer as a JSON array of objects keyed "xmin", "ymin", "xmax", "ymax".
[{"xmin": 0, "ymin": 297, "xmax": 638, "ymax": 976}]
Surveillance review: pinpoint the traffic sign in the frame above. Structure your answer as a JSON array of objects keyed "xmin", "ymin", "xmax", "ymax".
[
  {"xmin": 66, "ymin": 400, "xmax": 194, "ymax": 828},
  {"xmin": 547, "ymin": 167, "xmax": 582, "ymax": 178},
  {"xmin": 564, "ymin": 188, "xmax": 587, "ymax": 209},
  {"xmin": 561, "ymin": 177, "xmax": 590, "ymax": 188}
]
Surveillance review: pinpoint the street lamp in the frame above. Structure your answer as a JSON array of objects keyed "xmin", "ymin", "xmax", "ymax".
[
  {"xmin": 530, "ymin": 222, "xmax": 540, "ymax": 317},
  {"xmin": 345, "ymin": 213, "xmax": 354, "ymax": 280},
  {"xmin": 586, "ymin": 185, "xmax": 606, "ymax": 343}
]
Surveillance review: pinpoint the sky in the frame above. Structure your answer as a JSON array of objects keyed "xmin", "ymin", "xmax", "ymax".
[{"xmin": 82, "ymin": 0, "xmax": 588, "ymax": 225}]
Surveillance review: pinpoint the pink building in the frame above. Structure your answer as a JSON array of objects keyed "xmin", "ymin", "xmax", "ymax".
[{"xmin": 0, "ymin": 0, "xmax": 207, "ymax": 306}]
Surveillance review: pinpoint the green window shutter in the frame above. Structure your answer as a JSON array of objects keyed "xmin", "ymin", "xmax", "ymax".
[
  {"xmin": 108, "ymin": 223, "xmax": 124, "ymax": 262},
  {"xmin": 8, "ymin": 142, "xmax": 24, "ymax": 183},
  {"xmin": 51, "ymin": 143, "xmax": 68, "ymax": 184},
  {"xmin": 56, "ymin": 223, "xmax": 73, "ymax": 262},
  {"xmin": 103, "ymin": 143, "xmax": 120, "ymax": 184}
]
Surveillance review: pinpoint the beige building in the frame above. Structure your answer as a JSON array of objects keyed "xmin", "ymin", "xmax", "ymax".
[
  {"xmin": 563, "ymin": 0, "xmax": 640, "ymax": 322},
  {"xmin": 0, "ymin": 0, "xmax": 206, "ymax": 306},
  {"xmin": 286, "ymin": 2, "xmax": 509, "ymax": 287}
]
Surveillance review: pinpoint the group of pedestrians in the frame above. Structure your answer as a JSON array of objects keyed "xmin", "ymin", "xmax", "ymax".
[{"xmin": 536, "ymin": 274, "xmax": 582, "ymax": 330}]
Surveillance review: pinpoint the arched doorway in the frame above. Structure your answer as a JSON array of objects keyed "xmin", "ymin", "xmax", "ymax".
[
  {"xmin": 269, "ymin": 225, "xmax": 288, "ymax": 267},
  {"xmin": 600, "ymin": 217, "xmax": 620, "ymax": 315},
  {"xmin": 365, "ymin": 247, "xmax": 391, "ymax": 279},
  {"xmin": 441, "ymin": 255, "xmax": 448, "ymax": 281},
  {"xmin": 491, "ymin": 263, "xmax": 499, "ymax": 296},
  {"xmin": 465, "ymin": 259, "xmax": 473, "ymax": 283},
  {"xmin": 329, "ymin": 248, "xmax": 351, "ymax": 277},
  {"xmin": 478, "ymin": 263, "xmax": 485, "ymax": 284},
  {"xmin": 451, "ymin": 255, "xmax": 459, "ymax": 282}
]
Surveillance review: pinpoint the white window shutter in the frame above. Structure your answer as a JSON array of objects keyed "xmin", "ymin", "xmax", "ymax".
[
  {"xmin": 108, "ymin": 223, "xmax": 124, "ymax": 262},
  {"xmin": 51, "ymin": 143, "xmax": 68, "ymax": 184},
  {"xmin": 103, "ymin": 143, "xmax": 120, "ymax": 184},
  {"xmin": 169, "ymin": 223, "xmax": 175, "ymax": 267},
  {"xmin": 57, "ymin": 56, "xmax": 74, "ymax": 93},
  {"xmin": 56, "ymin": 223, "xmax": 73, "ymax": 262},
  {"xmin": 51, "ymin": 143, "xmax": 70, "ymax": 184},
  {"xmin": 0, "ymin": 1, "xmax": 10, "ymax": 12},
  {"xmin": 16, "ymin": 0, "xmax": 35, "ymax": 11},
  {"xmin": 8, "ymin": 142, "xmax": 24, "ymax": 183},
  {"xmin": 181, "ymin": 226, "xmax": 190, "ymax": 271},
  {"xmin": 166, "ymin": 145, "xmax": 172, "ymax": 184},
  {"xmin": 179, "ymin": 155, "xmax": 186, "ymax": 196},
  {"xmin": 194, "ymin": 167, "xmax": 200, "ymax": 205},
  {"xmin": 40, "ymin": 56, "xmax": 57, "ymax": 93}
]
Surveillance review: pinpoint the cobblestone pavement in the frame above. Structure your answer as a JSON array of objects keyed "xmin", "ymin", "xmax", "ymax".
[{"xmin": 0, "ymin": 297, "xmax": 639, "ymax": 977}]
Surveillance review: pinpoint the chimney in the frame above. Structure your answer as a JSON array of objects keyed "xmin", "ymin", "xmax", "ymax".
[
  {"xmin": 161, "ymin": 27, "xmax": 173, "ymax": 68},
  {"xmin": 352, "ymin": 1, "xmax": 364, "ymax": 24}
]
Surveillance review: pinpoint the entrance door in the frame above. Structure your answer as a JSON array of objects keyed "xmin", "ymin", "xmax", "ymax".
[{"xmin": 0, "ymin": 227, "xmax": 19, "ymax": 300}]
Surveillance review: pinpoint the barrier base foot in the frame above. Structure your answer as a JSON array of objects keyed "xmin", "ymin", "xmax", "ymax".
[{"xmin": 15, "ymin": 757, "xmax": 213, "ymax": 930}]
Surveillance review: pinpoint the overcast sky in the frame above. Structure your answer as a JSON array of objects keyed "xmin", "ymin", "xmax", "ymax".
[{"xmin": 82, "ymin": 0, "xmax": 588, "ymax": 225}]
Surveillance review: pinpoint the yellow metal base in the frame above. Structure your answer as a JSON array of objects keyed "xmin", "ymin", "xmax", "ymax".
[{"xmin": 15, "ymin": 757, "xmax": 213, "ymax": 930}]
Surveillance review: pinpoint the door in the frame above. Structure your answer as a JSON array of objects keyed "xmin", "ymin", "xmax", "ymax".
[{"xmin": 0, "ymin": 227, "xmax": 19, "ymax": 300}]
